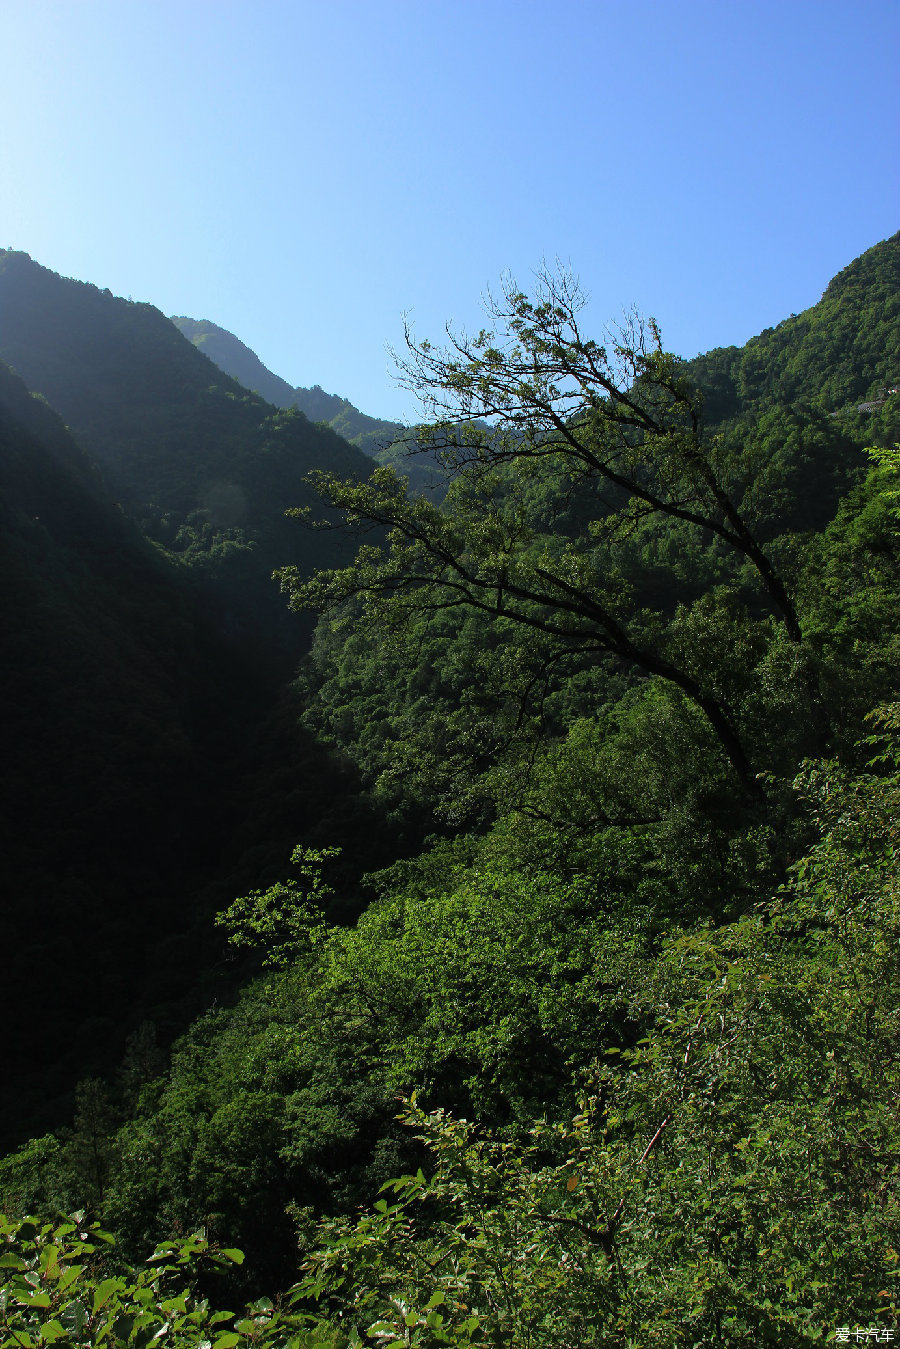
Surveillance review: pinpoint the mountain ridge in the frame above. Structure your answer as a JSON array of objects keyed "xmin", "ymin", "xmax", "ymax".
[
  {"xmin": 170, "ymin": 314, "xmax": 405, "ymax": 457},
  {"xmin": 0, "ymin": 249, "xmax": 375, "ymax": 670}
]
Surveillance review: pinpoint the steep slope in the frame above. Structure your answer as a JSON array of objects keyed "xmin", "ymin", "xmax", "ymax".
[
  {"xmin": 0, "ymin": 252, "xmax": 374, "ymax": 672},
  {"xmin": 678, "ymin": 232, "xmax": 900, "ymax": 540},
  {"xmin": 688, "ymin": 231, "xmax": 900, "ymax": 424},
  {"xmin": 170, "ymin": 316, "xmax": 299, "ymax": 409},
  {"xmin": 171, "ymin": 314, "xmax": 405, "ymax": 457},
  {"xmin": 170, "ymin": 316, "xmax": 460, "ymax": 497},
  {"xmin": 1, "ymin": 236, "xmax": 898, "ymax": 1302}
]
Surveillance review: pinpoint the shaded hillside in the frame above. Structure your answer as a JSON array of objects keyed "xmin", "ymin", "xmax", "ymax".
[
  {"xmin": 170, "ymin": 316, "xmax": 302, "ymax": 410},
  {"xmin": 0, "ymin": 252, "xmax": 374, "ymax": 672},
  {"xmin": 0, "ymin": 360, "xmax": 277, "ymax": 1144}
]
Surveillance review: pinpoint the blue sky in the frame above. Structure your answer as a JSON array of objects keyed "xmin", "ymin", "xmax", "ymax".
[{"xmin": 1, "ymin": 0, "xmax": 897, "ymax": 419}]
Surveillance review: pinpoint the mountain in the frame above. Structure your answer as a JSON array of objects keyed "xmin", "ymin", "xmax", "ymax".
[
  {"xmin": 0, "ymin": 257, "xmax": 405, "ymax": 1148},
  {"xmin": 171, "ymin": 316, "xmax": 405, "ymax": 457},
  {"xmin": 0, "ymin": 251, "xmax": 374, "ymax": 672},
  {"xmin": 1, "ymin": 238, "xmax": 899, "ymax": 1324},
  {"xmin": 170, "ymin": 316, "xmax": 468, "ymax": 496},
  {"xmin": 676, "ymin": 232, "xmax": 900, "ymax": 539},
  {"xmin": 687, "ymin": 231, "xmax": 900, "ymax": 424},
  {"xmin": 170, "ymin": 316, "xmax": 301, "ymax": 410}
]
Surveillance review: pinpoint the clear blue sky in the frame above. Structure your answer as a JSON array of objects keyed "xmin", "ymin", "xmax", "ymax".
[{"xmin": 1, "ymin": 0, "xmax": 897, "ymax": 420}]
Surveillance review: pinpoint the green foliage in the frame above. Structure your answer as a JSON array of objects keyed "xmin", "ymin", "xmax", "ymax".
[
  {"xmin": 863, "ymin": 443, "xmax": 900, "ymax": 514},
  {"xmin": 11, "ymin": 730, "xmax": 899, "ymax": 1341},
  {"xmin": 217, "ymin": 847, "xmax": 340, "ymax": 968},
  {"xmin": 296, "ymin": 737, "xmax": 900, "ymax": 1343},
  {"xmin": 0, "ymin": 1213, "xmax": 347, "ymax": 1348},
  {"xmin": 796, "ymin": 445, "xmax": 900, "ymax": 757},
  {"xmin": 295, "ymin": 602, "xmax": 520, "ymax": 832},
  {"xmin": 82, "ymin": 850, "xmax": 641, "ymax": 1285},
  {"xmin": 283, "ymin": 264, "xmax": 868, "ymax": 810},
  {"xmin": 4, "ymin": 238, "xmax": 900, "ymax": 1343}
]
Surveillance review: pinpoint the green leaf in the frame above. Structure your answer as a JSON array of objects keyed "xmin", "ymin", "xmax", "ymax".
[
  {"xmin": 38, "ymin": 1324, "xmax": 67, "ymax": 1345},
  {"xmin": 92, "ymin": 1278, "xmax": 122, "ymax": 1312},
  {"xmin": 59, "ymin": 1300, "xmax": 88, "ymax": 1334}
]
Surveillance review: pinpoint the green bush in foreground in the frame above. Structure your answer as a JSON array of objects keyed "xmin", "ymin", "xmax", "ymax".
[{"xmin": 0, "ymin": 1214, "xmax": 344, "ymax": 1349}]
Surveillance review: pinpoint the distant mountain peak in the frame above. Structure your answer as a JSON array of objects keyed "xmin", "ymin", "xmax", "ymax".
[{"xmin": 170, "ymin": 315, "xmax": 402, "ymax": 455}]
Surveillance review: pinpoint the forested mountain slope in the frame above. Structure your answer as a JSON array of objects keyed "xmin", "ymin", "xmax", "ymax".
[
  {"xmin": 0, "ymin": 252, "xmax": 373, "ymax": 670},
  {"xmin": 293, "ymin": 235, "xmax": 899, "ymax": 835},
  {"xmin": 1, "ymin": 236, "xmax": 898, "ymax": 1343},
  {"xmin": 688, "ymin": 232, "xmax": 899, "ymax": 420},
  {"xmin": 171, "ymin": 315, "xmax": 405, "ymax": 458},
  {"xmin": 0, "ymin": 359, "xmax": 270, "ymax": 1144},
  {"xmin": 170, "ymin": 316, "xmax": 450, "ymax": 494},
  {"xmin": 170, "ymin": 316, "xmax": 309, "ymax": 410}
]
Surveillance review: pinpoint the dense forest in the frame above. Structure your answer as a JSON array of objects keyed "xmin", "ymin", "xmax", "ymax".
[{"xmin": 0, "ymin": 235, "xmax": 898, "ymax": 1346}]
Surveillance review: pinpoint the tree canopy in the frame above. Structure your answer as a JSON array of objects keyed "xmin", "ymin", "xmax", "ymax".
[{"xmin": 278, "ymin": 268, "xmax": 828, "ymax": 799}]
